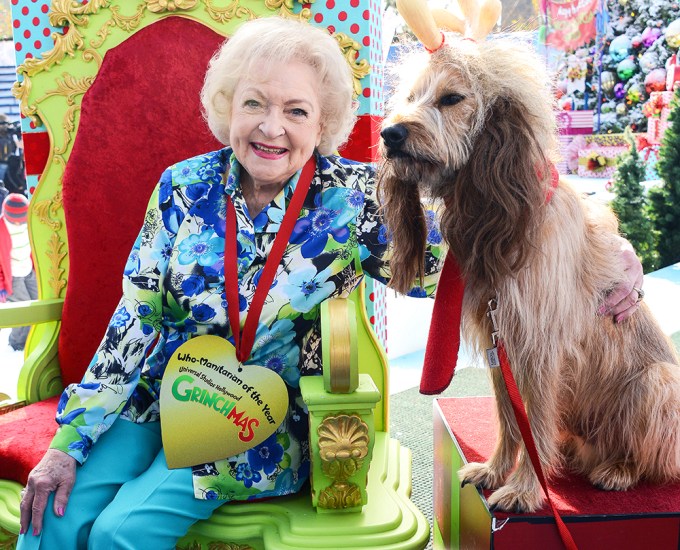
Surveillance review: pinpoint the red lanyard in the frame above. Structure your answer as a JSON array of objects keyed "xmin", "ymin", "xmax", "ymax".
[{"xmin": 224, "ymin": 156, "xmax": 316, "ymax": 363}]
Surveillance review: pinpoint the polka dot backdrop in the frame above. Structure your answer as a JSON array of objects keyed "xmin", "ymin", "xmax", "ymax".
[
  {"xmin": 310, "ymin": 0, "xmax": 382, "ymax": 116},
  {"xmin": 372, "ymin": 278, "xmax": 388, "ymax": 352},
  {"xmin": 10, "ymin": 0, "xmax": 58, "ymax": 136},
  {"xmin": 25, "ymin": 174, "xmax": 39, "ymax": 199}
]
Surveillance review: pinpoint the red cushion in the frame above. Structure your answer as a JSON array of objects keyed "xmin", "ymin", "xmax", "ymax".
[
  {"xmin": 0, "ymin": 396, "xmax": 61, "ymax": 484},
  {"xmin": 58, "ymin": 17, "xmax": 224, "ymax": 386},
  {"xmin": 439, "ymin": 396, "xmax": 680, "ymax": 516}
]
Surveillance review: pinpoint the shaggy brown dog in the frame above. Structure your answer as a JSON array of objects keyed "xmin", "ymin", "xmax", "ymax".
[{"xmin": 379, "ymin": 35, "xmax": 680, "ymax": 513}]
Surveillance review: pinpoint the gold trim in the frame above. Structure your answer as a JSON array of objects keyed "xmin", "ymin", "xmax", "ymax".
[
  {"xmin": 38, "ymin": 74, "xmax": 95, "ymax": 107},
  {"xmin": 46, "ymin": 233, "xmax": 68, "ymax": 297},
  {"xmin": 146, "ymin": 0, "xmax": 199, "ymax": 12},
  {"xmin": 327, "ymin": 299, "xmax": 352, "ymax": 392},
  {"xmin": 263, "ymin": 0, "xmax": 313, "ymax": 20},
  {"xmin": 318, "ymin": 481, "xmax": 362, "ymax": 509},
  {"xmin": 318, "ymin": 414, "xmax": 369, "ymax": 480},
  {"xmin": 334, "ymin": 33, "xmax": 370, "ymax": 99},
  {"xmin": 82, "ymin": 48, "xmax": 104, "ymax": 67},
  {"xmin": 0, "ymin": 526, "xmax": 18, "ymax": 549},
  {"xmin": 110, "ymin": 4, "xmax": 147, "ymax": 31},
  {"xmin": 203, "ymin": 0, "xmax": 257, "ymax": 23}
]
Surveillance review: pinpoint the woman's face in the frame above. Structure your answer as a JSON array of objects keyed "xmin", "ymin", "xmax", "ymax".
[{"xmin": 230, "ymin": 60, "xmax": 323, "ymax": 189}]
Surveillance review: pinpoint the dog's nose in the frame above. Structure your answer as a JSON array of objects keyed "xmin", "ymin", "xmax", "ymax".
[{"xmin": 381, "ymin": 124, "xmax": 409, "ymax": 149}]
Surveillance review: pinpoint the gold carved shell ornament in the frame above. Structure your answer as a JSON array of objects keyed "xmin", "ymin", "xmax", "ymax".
[{"xmin": 318, "ymin": 414, "xmax": 370, "ymax": 480}]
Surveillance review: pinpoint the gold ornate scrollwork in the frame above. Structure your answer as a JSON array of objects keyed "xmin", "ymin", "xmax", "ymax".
[
  {"xmin": 318, "ymin": 414, "xmax": 369, "ymax": 480},
  {"xmin": 39, "ymin": 74, "xmax": 95, "ymax": 107},
  {"xmin": 0, "ymin": 526, "xmax": 18, "ymax": 550},
  {"xmin": 318, "ymin": 481, "xmax": 363, "ymax": 509},
  {"xmin": 203, "ymin": 0, "xmax": 256, "ymax": 23},
  {"xmin": 263, "ymin": 0, "xmax": 313, "ymax": 20},
  {"xmin": 146, "ymin": 0, "xmax": 198, "ymax": 12},
  {"xmin": 334, "ymin": 33, "xmax": 370, "ymax": 99},
  {"xmin": 317, "ymin": 415, "xmax": 369, "ymax": 509},
  {"xmin": 46, "ymin": 233, "xmax": 68, "ymax": 297},
  {"xmin": 33, "ymin": 190, "xmax": 67, "ymax": 297}
]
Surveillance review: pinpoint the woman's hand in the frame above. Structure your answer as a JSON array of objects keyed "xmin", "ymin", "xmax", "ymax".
[
  {"xmin": 19, "ymin": 449, "xmax": 77, "ymax": 536},
  {"xmin": 600, "ymin": 236, "xmax": 644, "ymax": 323}
]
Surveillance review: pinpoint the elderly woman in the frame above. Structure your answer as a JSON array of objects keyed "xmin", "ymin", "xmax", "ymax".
[
  {"xmin": 17, "ymin": 16, "xmax": 443, "ymax": 550},
  {"xmin": 18, "ymin": 15, "xmax": 644, "ymax": 550}
]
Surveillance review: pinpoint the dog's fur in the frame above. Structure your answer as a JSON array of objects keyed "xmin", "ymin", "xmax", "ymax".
[{"xmin": 379, "ymin": 36, "xmax": 680, "ymax": 512}]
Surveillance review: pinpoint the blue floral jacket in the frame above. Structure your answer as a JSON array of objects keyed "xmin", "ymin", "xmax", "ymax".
[{"xmin": 51, "ymin": 148, "xmax": 443, "ymax": 500}]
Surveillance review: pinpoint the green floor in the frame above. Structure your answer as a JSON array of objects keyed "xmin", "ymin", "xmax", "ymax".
[{"xmin": 389, "ymin": 367, "xmax": 492, "ymax": 549}]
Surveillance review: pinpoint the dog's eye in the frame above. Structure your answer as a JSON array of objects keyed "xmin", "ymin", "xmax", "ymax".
[
  {"xmin": 439, "ymin": 93, "xmax": 465, "ymax": 107},
  {"xmin": 407, "ymin": 93, "xmax": 415, "ymax": 103}
]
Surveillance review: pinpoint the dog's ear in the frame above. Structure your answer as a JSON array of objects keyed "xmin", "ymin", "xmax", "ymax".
[
  {"xmin": 442, "ymin": 95, "xmax": 550, "ymax": 286},
  {"xmin": 377, "ymin": 160, "xmax": 428, "ymax": 294}
]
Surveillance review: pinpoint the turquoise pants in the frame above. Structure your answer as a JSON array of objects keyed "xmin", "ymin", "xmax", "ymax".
[{"xmin": 17, "ymin": 419, "xmax": 223, "ymax": 550}]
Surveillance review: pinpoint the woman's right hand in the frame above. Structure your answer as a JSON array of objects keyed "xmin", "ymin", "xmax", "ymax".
[{"xmin": 19, "ymin": 449, "xmax": 77, "ymax": 536}]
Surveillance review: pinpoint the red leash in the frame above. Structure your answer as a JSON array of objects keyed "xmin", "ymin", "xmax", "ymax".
[
  {"xmin": 496, "ymin": 340, "xmax": 578, "ymax": 550},
  {"xmin": 420, "ymin": 165, "xmax": 577, "ymax": 548}
]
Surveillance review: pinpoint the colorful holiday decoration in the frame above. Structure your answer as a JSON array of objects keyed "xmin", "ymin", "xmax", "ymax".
[
  {"xmin": 609, "ymin": 34, "xmax": 633, "ymax": 62},
  {"xmin": 601, "ymin": 70, "xmax": 617, "ymax": 92},
  {"xmin": 543, "ymin": 0, "xmax": 601, "ymax": 51},
  {"xmin": 639, "ymin": 50, "xmax": 660, "ymax": 73},
  {"xmin": 665, "ymin": 18, "xmax": 680, "ymax": 49},
  {"xmin": 667, "ymin": 54, "xmax": 680, "ymax": 90},
  {"xmin": 641, "ymin": 26, "xmax": 662, "ymax": 47},
  {"xmin": 645, "ymin": 68, "xmax": 667, "ymax": 94},
  {"xmin": 617, "ymin": 57, "xmax": 637, "ymax": 80},
  {"xmin": 626, "ymin": 82, "xmax": 646, "ymax": 103}
]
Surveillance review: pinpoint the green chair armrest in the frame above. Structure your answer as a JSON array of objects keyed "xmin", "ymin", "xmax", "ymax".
[{"xmin": 0, "ymin": 299, "xmax": 64, "ymax": 329}]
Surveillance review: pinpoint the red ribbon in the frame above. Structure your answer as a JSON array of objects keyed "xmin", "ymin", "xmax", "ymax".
[{"xmin": 224, "ymin": 156, "xmax": 316, "ymax": 363}]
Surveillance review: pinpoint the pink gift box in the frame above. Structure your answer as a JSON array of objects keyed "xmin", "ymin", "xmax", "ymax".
[
  {"xmin": 648, "ymin": 118, "xmax": 671, "ymax": 144},
  {"xmin": 577, "ymin": 146, "xmax": 627, "ymax": 178},
  {"xmin": 555, "ymin": 110, "xmax": 594, "ymax": 135}
]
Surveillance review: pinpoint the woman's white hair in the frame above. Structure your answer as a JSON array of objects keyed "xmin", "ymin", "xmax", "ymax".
[{"xmin": 201, "ymin": 17, "xmax": 357, "ymax": 155}]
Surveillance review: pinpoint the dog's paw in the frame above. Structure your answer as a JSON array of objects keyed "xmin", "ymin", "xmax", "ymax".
[
  {"xmin": 589, "ymin": 463, "xmax": 639, "ymax": 491},
  {"xmin": 458, "ymin": 462, "xmax": 505, "ymax": 490},
  {"xmin": 486, "ymin": 484, "xmax": 545, "ymax": 513}
]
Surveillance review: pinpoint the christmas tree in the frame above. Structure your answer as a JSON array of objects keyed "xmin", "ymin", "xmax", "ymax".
[
  {"xmin": 611, "ymin": 129, "xmax": 659, "ymax": 271},
  {"xmin": 649, "ymin": 85, "xmax": 680, "ymax": 267},
  {"xmin": 555, "ymin": 0, "xmax": 680, "ymax": 134}
]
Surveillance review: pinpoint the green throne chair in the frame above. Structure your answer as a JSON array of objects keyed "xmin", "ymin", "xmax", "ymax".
[{"xmin": 0, "ymin": 2, "xmax": 429, "ymax": 549}]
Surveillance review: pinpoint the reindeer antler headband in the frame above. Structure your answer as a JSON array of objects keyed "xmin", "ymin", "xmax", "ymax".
[{"xmin": 395, "ymin": 0, "xmax": 502, "ymax": 52}]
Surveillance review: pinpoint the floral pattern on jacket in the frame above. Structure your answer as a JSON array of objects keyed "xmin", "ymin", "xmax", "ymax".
[{"xmin": 50, "ymin": 148, "xmax": 443, "ymax": 500}]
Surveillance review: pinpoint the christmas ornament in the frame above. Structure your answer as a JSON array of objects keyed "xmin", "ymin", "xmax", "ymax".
[
  {"xmin": 609, "ymin": 35, "xmax": 632, "ymax": 62},
  {"xmin": 631, "ymin": 35, "xmax": 643, "ymax": 49},
  {"xmin": 645, "ymin": 68, "xmax": 667, "ymax": 94},
  {"xmin": 639, "ymin": 51, "xmax": 660, "ymax": 74},
  {"xmin": 618, "ymin": 0, "xmax": 627, "ymax": 6},
  {"xmin": 601, "ymin": 70, "xmax": 616, "ymax": 93},
  {"xmin": 616, "ymin": 103, "xmax": 627, "ymax": 115},
  {"xmin": 641, "ymin": 27, "xmax": 662, "ymax": 48},
  {"xmin": 616, "ymin": 57, "xmax": 637, "ymax": 81},
  {"xmin": 614, "ymin": 82, "xmax": 626, "ymax": 99},
  {"xmin": 666, "ymin": 18, "xmax": 680, "ymax": 49},
  {"xmin": 626, "ymin": 83, "xmax": 645, "ymax": 104}
]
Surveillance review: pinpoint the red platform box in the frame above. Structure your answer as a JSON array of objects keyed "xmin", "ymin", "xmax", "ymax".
[{"xmin": 433, "ymin": 396, "xmax": 680, "ymax": 550}]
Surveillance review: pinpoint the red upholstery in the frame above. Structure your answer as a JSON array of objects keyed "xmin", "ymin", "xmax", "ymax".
[
  {"xmin": 440, "ymin": 396, "xmax": 680, "ymax": 516},
  {"xmin": 59, "ymin": 17, "xmax": 225, "ymax": 387},
  {"xmin": 0, "ymin": 396, "xmax": 61, "ymax": 484}
]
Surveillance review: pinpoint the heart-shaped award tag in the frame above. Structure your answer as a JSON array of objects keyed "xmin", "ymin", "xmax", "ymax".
[{"xmin": 160, "ymin": 335, "xmax": 288, "ymax": 469}]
